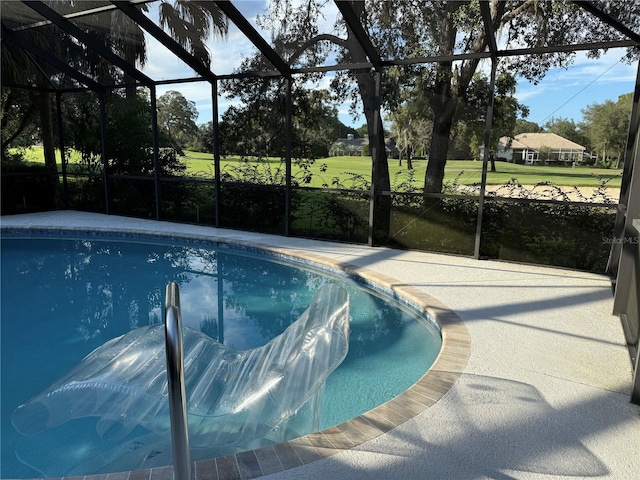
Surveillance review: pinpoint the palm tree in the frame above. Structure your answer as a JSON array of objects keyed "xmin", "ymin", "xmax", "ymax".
[
  {"xmin": 106, "ymin": 5, "xmax": 149, "ymax": 101},
  {"xmin": 110, "ymin": 0, "xmax": 229, "ymax": 79},
  {"xmin": 158, "ymin": 0, "xmax": 228, "ymax": 69}
]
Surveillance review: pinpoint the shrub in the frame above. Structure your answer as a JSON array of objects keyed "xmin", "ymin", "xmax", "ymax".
[
  {"xmin": 1, "ymin": 161, "xmax": 58, "ymax": 214},
  {"xmin": 480, "ymin": 200, "xmax": 614, "ymax": 271}
]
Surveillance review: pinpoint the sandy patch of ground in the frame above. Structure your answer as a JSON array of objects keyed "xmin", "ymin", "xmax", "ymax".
[{"xmin": 457, "ymin": 184, "xmax": 620, "ymax": 204}]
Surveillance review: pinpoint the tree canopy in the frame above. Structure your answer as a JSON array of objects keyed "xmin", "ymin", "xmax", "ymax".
[
  {"xmin": 582, "ymin": 92, "xmax": 633, "ymax": 168},
  {"xmin": 157, "ymin": 90, "xmax": 198, "ymax": 152},
  {"xmin": 1, "ymin": 0, "xmax": 228, "ymax": 169},
  {"xmin": 365, "ymin": 1, "xmax": 638, "ymax": 192},
  {"xmin": 239, "ymin": 0, "xmax": 640, "ymax": 199},
  {"xmin": 544, "ymin": 117, "xmax": 589, "ymax": 151},
  {"xmin": 3, "ymin": 0, "xmax": 639, "ymax": 195}
]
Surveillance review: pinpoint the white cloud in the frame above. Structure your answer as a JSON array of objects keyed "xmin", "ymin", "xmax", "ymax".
[
  {"xmin": 208, "ymin": 29, "xmax": 257, "ymax": 75},
  {"xmin": 143, "ymin": 35, "xmax": 193, "ymax": 80}
]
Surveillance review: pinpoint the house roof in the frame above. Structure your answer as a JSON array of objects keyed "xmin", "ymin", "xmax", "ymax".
[
  {"xmin": 504, "ymin": 133, "xmax": 586, "ymax": 151},
  {"xmin": 334, "ymin": 137, "xmax": 366, "ymax": 148}
]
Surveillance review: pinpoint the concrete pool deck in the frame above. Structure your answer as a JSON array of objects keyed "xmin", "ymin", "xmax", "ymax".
[{"xmin": 2, "ymin": 211, "xmax": 639, "ymax": 480}]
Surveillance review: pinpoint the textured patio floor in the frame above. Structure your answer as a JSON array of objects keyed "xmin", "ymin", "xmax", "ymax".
[{"xmin": 2, "ymin": 211, "xmax": 639, "ymax": 480}]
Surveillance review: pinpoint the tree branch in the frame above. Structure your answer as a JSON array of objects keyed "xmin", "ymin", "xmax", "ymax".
[
  {"xmin": 288, "ymin": 33, "xmax": 347, "ymax": 65},
  {"xmin": 499, "ymin": 0, "xmax": 538, "ymax": 26}
]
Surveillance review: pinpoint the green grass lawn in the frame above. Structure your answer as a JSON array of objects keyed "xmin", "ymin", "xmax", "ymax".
[
  {"xmin": 16, "ymin": 145, "xmax": 82, "ymax": 164},
  {"xmin": 10, "ymin": 146, "xmax": 623, "ymax": 188},
  {"xmin": 181, "ymin": 151, "xmax": 624, "ymax": 188}
]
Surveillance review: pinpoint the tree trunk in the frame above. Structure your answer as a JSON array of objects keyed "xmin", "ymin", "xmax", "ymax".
[
  {"xmin": 363, "ymin": 103, "xmax": 391, "ymax": 241},
  {"xmin": 424, "ymin": 108, "xmax": 455, "ymax": 194},
  {"xmin": 345, "ymin": 2, "xmax": 391, "ymax": 243},
  {"xmin": 421, "ymin": 1, "xmax": 488, "ymax": 195},
  {"xmin": 125, "ymin": 72, "xmax": 137, "ymax": 103},
  {"xmin": 422, "ymin": 4, "xmax": 458, "ymax": 195},
  {"xmin": 38, "ymin": 90, "xmax": 57, "ymax": 172},
  {"xmin": 404, "ymin": 131, "xmax": 414, "ymax": 170},
  {"xmin": 38, "ymin": 88, "xmax": 58, "ymax": 208}
]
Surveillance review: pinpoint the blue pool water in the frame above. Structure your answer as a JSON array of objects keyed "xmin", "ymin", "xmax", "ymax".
[{"xmin": 0, "ymin": 233, "xmax": 441, "ymax": 477}]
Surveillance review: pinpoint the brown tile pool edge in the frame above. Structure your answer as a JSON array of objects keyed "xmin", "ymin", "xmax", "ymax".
[{"xmin": 3, "ymin": 228, "xmax": 471, "ymax": 480}]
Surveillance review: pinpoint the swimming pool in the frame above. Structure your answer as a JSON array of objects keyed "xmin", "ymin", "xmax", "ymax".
[{"xmin": 1, "ymin": 231, "xmax": 442, "ymax": 478}]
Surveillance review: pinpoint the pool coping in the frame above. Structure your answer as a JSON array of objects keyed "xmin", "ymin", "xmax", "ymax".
[{"xmin": 2, "ymin": 225, "xmax": 470, "ymax": 480}]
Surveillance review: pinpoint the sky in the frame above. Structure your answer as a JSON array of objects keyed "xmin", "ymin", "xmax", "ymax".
[
  {"xmin": 140, "ymin": 1, "xmax": 638, "ymax": 131},
  {"xmin": 514, "ymin": 50, "xmax": 637, "ymax": 128}
]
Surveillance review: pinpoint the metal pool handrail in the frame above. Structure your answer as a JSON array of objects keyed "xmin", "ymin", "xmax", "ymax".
[{"xmin": 165, "ymin": 282, "xmax": 192, "ymax": 480}]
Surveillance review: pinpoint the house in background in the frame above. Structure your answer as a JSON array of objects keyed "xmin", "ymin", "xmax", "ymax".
[
  {"xmin": 496, "ymin": 133, "xmax": 586, "ymax": 165},
  {"xmin": 330, "ymin": 134, "xmax": 366, "ymax": 156},
  {"xmin": 330, "ymin": 134, "xmax": 399, "ymax": 157}
]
